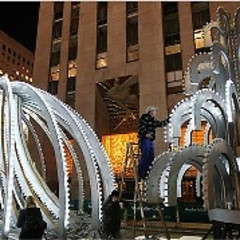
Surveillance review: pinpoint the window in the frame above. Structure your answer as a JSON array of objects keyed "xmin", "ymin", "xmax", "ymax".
[
  {"xmin": 13, "ymin": 51, "xmax": 16, "ymax": 57},
  {"xmin": 2, "ymin": 44, "xmax": 6, "ymax": 50},
  {"xmin": 165, "ymin": 53, "xmax": 182, "ymax": 72},
  {"xmin": 48, "ymin": 81, "xmax": 58, "ymax": 95},
  {"xmin": 68, "ymin": 3, "xmax": 80, "ymax": 61},
  {"xmin": 96, "ymin": 2, "xmax": 108, "ymax": 68},
  {"xmin": 70, "ymin": 18, "xmax": 79, "ymax": 35},
  {"xmin": 68, "ymin": 60, "xmax": 77, "ymax": 78},
  {"xmin": 23, "ymin": 57, "xmax": 25, "ymax": 63},
  {"xmin": 50, "ymin": 66, "xmax": 60, "ymax": 81},
  {"xmin": 8, "ymin": 48, "xmax": 11, "ymax": 54},
  {"xmin": 51, "ymin": 40, "xmax": 61, "ymax": 67},
  {"xmin": 162, "ymin": 2, "xmax": 183, "ymax": 76},
  {"xmin": 162, "ymin": 2, "xmax": 178, "ymax": 16},
  {"xmin": 191, "ymin": 2, "xmax": 210, "ymax": 52},
  {"xmin": 67, "ymin": 77, "xmax": 75, "ymax": 93},
  {"xmin": 166, "ymin": 70, "xmax": 183, "ymax": 94},
  {"xmin": 52, "ymin": 21, "xmax": 63, "ymax": 39},
  {"xmin": 66, "ymin": 77, "xmax": 76, "ymax": 108},
  {"xmin": 54, "ymin": 2, "xmax": 64, "ymax": 20},
  {"xmin": 191, "ymin": 2, "xmax": 210, "ymax": 30},
  {"xmin": 97, "ymin": 2, "xmax": 107, "ymax": 25},
  {"xmin": 126, "ymin": 2, "xmax": 138, "ymax": 62},
  {"xmin": 51, "ymin": 52, "xmax": 60, "ymax": 67}
]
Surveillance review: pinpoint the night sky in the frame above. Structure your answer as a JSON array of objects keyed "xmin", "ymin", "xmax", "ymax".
[{"xmin": 0, "ymin": 2, "xmax": 40, "ymax": 53}]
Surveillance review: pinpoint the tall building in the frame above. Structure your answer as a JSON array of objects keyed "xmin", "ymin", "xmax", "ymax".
[
  {"xmin": 33, "ymin": 2, "xmax": 239, "ymax": 196},
  {"xmin": 0, "ymin": 29, "xmax": 34, "ymax": 82}
]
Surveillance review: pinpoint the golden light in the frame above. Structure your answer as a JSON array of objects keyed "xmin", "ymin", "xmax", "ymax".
[
  {"xmin": 64, "ymin": 139, "xmax": 74, "ymax": 177},
  {"xmin": 102, "ymin": 132, "xmax": 138, "ymax": 178}
]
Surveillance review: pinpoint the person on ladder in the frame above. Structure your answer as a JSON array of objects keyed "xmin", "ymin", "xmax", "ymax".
[{"xmin": 138, "ymin": 106, "xmax": 169, "ymax": 180}]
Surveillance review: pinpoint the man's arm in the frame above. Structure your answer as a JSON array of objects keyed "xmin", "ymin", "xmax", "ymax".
[{"xmin": 156, "ymin": 117, "xmax": 170, "ymax": 128}]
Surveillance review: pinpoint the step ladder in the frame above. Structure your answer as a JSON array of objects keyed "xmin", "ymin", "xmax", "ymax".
[{"xmin": 119, "ymin": 142, "xmax": 170, "ymax": 240}]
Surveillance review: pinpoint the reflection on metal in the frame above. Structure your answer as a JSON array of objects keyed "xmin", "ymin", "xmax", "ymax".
[
  {"xmin": 0, "ymin": 76, "xmax": 115, "ymax": 238},
  {"xmin": 145, "ymin": 7, "xmax": 240, "ymax": 215}
]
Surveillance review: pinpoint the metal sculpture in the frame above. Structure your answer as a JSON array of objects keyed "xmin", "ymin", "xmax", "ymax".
[
  {"xmin": 146, "ymin": 7, "xmax": 240, "ymax": 215},
  {"xmin": 0, "ymin": 76, "xmax": 115, "ymax": 238}
]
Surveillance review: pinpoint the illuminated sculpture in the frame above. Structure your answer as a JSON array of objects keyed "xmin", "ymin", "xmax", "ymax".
[
  {"xmin": 146, "ymin": 7, "xmax": 240, "ymax": 212},
  {"xmin": 0, "ymin": 76, "xmax": 115, "ymax": 238}
]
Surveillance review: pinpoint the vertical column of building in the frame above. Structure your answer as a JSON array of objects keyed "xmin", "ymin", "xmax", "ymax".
[
  {"xmin": 178, "ymin": 2, "xmax": 194, "ymax": 70},
  {"xmin": 107, "ymin": 2, "xmax": 126, "ymax": 77},
  {"xmin": 139, "ymin": 2, "xmax": 168, "ymax": 154},
  {"xmin": 76, "ymin": 2, "xmax": 97, "ymax": 127},
  {"xmin": 33, "ymin": 2, "xmax": 54, "ymax": 90},
  {"xmin": 57, "ymin": 3, "xmax": 71, "ymax": 102}
]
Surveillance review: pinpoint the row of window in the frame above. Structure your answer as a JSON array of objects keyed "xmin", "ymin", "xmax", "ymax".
[
  {"xmin": 163, "ymin": 2, "xmax": 210, "ymax": 94},
  {"xmin": 1, "ymin": 44, "xmax": 33, "ymax": 67},
  {"xmin": 49, "ymin": 2, "xmax": 80, "ymax": 108},
  {"xmin": 0, "ymin": 69, "xmax": 33, "ymax": 82},
  {"xmin": 48, "ymin": 2, "xmax": 211, "ymax": 99}
]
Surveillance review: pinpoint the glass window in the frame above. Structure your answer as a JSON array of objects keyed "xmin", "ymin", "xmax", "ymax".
[
  {"xmin": 54, "ymin": 2, "xmax": 64, "ymax": 20},
  {"xmin": 8, "ymin": 48, "xmax": 11, "ymax": 54},
  {"xmin": 67, "ymin": 77, "xmax": 75, "ymax": 92},
  {"xmin": 50, "ymin": 52, "xmax": 60, "ymax": 67},
  {"xmin": 96, "ymin": 52, "xmax": 107, "ymax": 69},
  {"xmin": 165, "ymin": 53, "xmax": 182, "ymax": 72},
  {"xmin": 97, "ymin": 2, "xmax": 107, "ymax": 25},
  {"xmin": 71, "ymin": 2, "xmax": 80, "ymax": 19},
  {"xmin": 126, "ymin": 2, "xmax": 138, "ymax": 62},
  {"xmin": 70, "ymin": 18, "xmax": 79, "ymax": 35},
  {"xmin": 52, "ymin": 21, "xmax": 63, "ymax": 39},
  {"xmin": 68, "ymin": 60, "xmax": 77, "ymax": 78},
  {"xmin": 48, "ymin": 81, "xmax": 58, "ymax": 95},
  {"xmin": 127, "ymin": 2, "xmax": 138, "ymax": 14},
  {"xmin": 51, "ymin": 40, "xmax": 61, "ymax": 67},
  {"xmin": 191, "ymin": 2, "xmax": 210, "ymax": 52},
  {"xmin": 50, "ymin": 66, "xmax": 60, "ymax": 81},
  {"xmin": 13, "ymin": 51, "xmax": 16, "ymax": 57},
  {"xmin": 2, "ymin": 44, "xmax": 6, "ymax": 50}
]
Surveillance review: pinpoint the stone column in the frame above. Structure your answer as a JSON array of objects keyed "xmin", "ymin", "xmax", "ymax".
[{"xmin": 139, "ymin": 2, "xmax": 168, "ymax": 155}]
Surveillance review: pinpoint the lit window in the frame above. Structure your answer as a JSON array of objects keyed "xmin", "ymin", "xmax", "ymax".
[
  {"xmin": 96, "ymin": 2, "xmax": 108, "ymax": 69},
  {"xmin": 165, "ymin": 44, "xmax": 181, "ymax": 55},
  {"xmin": 68, "ymin": 60, "xmax": 77, "ymax": 78},
  {"xmin": 16, "ymin": 71, "xmax": 19, "ymax": 75},
  {"xmin": 96, "ymin": 52, "xmax": 107, "ymax": 69},
  {"xmin": 50, "ymin": 66, "xmax": 60, "ymax": 81},
  {"xmin": 166, "ymin": 70, "xmax": 183, "ymax": 94},
  {"xmin": 194, "ymin": 29, "xmax": 205, "ymax": 49},
  {"xmin": 126, "ymin": 2, "xmax": 138, "ymax": 62},
  {"xmin": 29, "ymin": 77, "xmax": 33, "ymax": 83},
  {"xmin": 25, "ymin": 76, "xmax": 29, "ymax": 81},
  {"xmin": 0, "ymin": 69, "xmax": 3, "ymax": 75}
]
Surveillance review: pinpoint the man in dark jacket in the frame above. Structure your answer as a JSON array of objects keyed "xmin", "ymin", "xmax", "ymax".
[
  {"xmin": 102, "ymin": 190, "xmax": 123, "ymax": 239},
  {"xmin": 138, "ymin": 106, "xmax": 169, "ymax": 179}
]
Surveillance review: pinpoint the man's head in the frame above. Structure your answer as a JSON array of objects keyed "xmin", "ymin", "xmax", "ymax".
[
  {"xmin": 110, "ymin": 189, "xmax": 119, "ymax": 202},
  {"xmin": 146, "ymin": 106, "xmax": 158, "ymax": 117}
]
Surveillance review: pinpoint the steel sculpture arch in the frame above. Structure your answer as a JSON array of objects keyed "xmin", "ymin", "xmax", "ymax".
[{"xmin": 0, "ymin": 77, "xmax": 115, "ymax": 239}]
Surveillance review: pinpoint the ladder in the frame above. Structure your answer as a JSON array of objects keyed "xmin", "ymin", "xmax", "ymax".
[{"xmin": 120, "ymin": 142, "xmax": 170, "ymax": 239}]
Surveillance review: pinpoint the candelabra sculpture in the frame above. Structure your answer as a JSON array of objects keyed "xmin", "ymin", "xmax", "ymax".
[{"xmin": 146, "ymin": 7, "xmax": 240, "ymax": 213}]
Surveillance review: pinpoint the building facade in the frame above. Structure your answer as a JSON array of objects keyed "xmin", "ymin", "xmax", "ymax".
[
  {"xmin": 0, "ymin": 30, "xmax": 34, "ymax": 82},
  {"xmin": 33, "ymin": 2, "xmax": 240, "ymax": 198}
]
